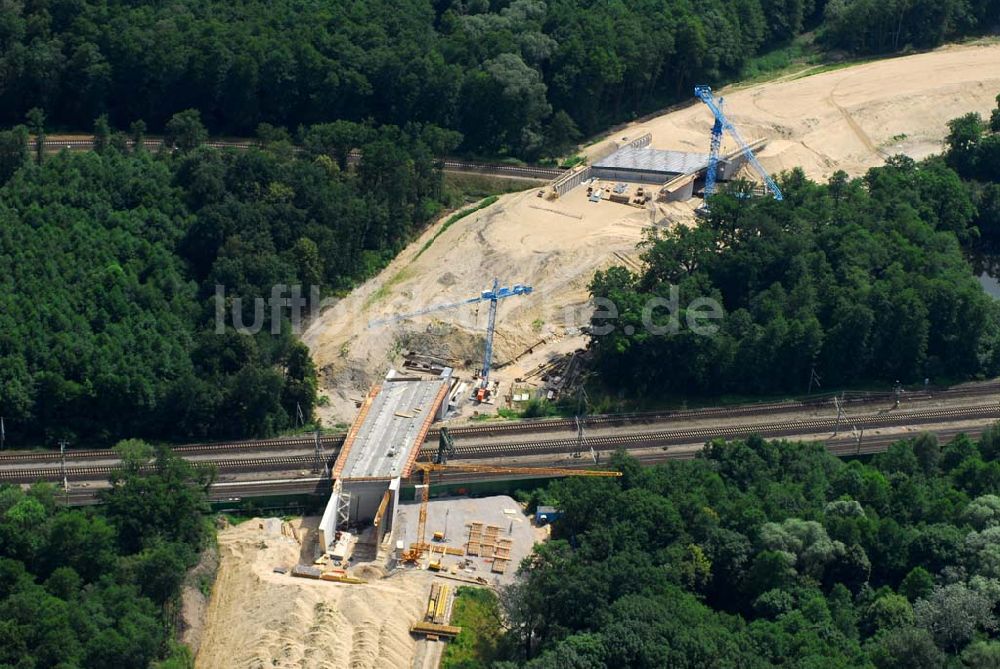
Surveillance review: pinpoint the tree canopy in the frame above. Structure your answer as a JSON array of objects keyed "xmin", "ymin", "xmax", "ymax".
[
  {"xmin": 0, "ymin": 443, "xmax": 210, "ymax": 668},
  {"xmin": 944, "ymin": 98, "xmax": 1000, "ymax": 246},
  {"xmin": 0, "ymin": 115, "xmax": 451, "ymax": 445},
  {"xmin": 483, "ymin": 427, "xmax": 1000, "ymax": 667},
  {"xmin": 588, "ymin": 155, "xmax": 1000, "ymax": 398},
  {"xmin": 0, "ymin": 0, "xmax": 993, "ymax": 160}
]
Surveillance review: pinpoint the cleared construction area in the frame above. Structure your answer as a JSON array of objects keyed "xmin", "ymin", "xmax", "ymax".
[
  {"xmin": 195, "ymin": 517, "xmax": 431, "ymax": 668},
  {"xmin": 305, "ymin": 42, "xmax": 1000, "ymax": 429},
  {"xmin": 195, "ymin": 41, "xmax": 1000, "ymax": 669},
  {"xmin": 395, "ymin": 495, "xmax": 540, "ymax": 586},
  {"xmin": 194, "ymin": 495, "xmax": 545, "ymax": 668}
]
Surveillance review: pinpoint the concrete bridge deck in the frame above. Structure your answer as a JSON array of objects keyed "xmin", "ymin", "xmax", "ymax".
[{"xmin": 333, "ymin": 374, "xmax": 449, "ymax": 481}]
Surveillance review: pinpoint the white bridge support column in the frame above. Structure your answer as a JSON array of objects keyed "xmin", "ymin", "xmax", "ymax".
[
  {"xmin": 373, "ymin": 478, "xmax": 402, "ymax": 546},
  {"xmin": 317, "ymin": 479, "xmax": 345, "ymax": 553},
  {"xmin": 318, "ymin": 478, "xmax": 397, "ymax": 553}
]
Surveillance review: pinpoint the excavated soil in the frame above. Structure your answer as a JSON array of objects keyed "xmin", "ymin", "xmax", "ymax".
[
  {"xmin": 195, "ymin": 518, "xmax": 432, "ymax": 669},
  {"xmin": 304, "ymin": 41, "xmax": 1000, "ymax": 425}
]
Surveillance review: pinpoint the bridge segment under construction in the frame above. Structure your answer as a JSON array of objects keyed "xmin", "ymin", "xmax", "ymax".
[{"xmin": 317, "ymin": 369, "xmax": 451, "ymax": 552}]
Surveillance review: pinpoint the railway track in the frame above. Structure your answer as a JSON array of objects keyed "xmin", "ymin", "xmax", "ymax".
[
  {"xmin": 41, "ymin": 139, "xmax": 564, "ymax": 180},
  {"xmin": 438, "ymin": 159, "xmax": 562, "ymax": 180},
  {"xmin": 434, "ymin": 380, "xmax": 1000, "ymax": 439},
  {"xmin": 0, "ymin": 454, "xmax": 329, "ymax": 485},
  {"xmin": 3, "ymin": 381, "xmax": 998, "ymax": 467},
  {"xmin": 59, "ymin": 477, "xmax": 336, "ymax": 506},
  {"xmin": 445, "ymin": 404, "xmax": 1000, "ymax": 459},
  {"xmin": 50, "ymin": 421, "xmax": 999, "ymax": 506},
  {"xmin": 0, "ymin": 435, "xmax": 343, "ymax": 464},
  {"xmin": 12, "ymin": 403, "xmax": 994, "ymax": 483}
]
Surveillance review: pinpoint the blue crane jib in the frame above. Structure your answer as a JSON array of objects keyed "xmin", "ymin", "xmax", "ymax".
[
  {"xmin": 694, "ymin": 85, "xmax": 783, "ymax": 203},
  {"xmin": 482, "ymin": 283, "xmax": 532, "ymax": 301},
  {"xmin": 367, "ymin": 279, "xmax": 533, "ymax": 402}
]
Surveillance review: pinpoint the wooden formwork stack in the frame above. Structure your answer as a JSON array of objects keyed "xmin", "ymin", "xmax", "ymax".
[
  {"xmin": 465, "ymin": 522, "xmax": 484, "ymax": 556},
  {"xmin": 429, "ymin": 544, "xmax": 465, "ymax": 556},
  {"xmin": 495, "ymin": 538, "xmax": 512, "ymax": 561},
  {"xmin": 485, "ymin": 526, "xmax": 511, "ymax": 574},
  {"xmin": 490, "ymin": 539, "xmax": 514, "ymax": 574},
  {"xmin": 480, "ymin": 524, "xmax": 501, "ymax": 559},
  {"xmin": 463, "ymin": 521, "xmax": 514, "ymax": 573}
]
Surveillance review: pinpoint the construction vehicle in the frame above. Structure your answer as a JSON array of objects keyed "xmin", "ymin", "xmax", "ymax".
[
  {"xmin": 401, "ymin": 459, "xmax": 621, "ymax": 564},
  {"xmin": 368, "ymin": 279, "xmax": 533, "ymax": 403},
  {"xmin": 694, "ymin": 85, "xmax": 783, "ymax": 213}
]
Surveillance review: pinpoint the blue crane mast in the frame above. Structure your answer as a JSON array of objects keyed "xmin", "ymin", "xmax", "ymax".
[
  {"xmin": 694, "ymin": 85, "xmax": 783, "ymax": 204},
  {"xmin": 368, "ymin": 278, "xmax": 533, "ymax": 402}
]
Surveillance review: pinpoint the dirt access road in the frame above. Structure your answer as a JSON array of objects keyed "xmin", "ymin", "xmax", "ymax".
[{"xmin": 304, "ymin": 41, "xmax": 1000, "ymax": 425}]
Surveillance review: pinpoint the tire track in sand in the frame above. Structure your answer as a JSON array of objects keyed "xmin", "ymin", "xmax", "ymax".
[{"xmin": 828, "ymin": 75, "xmax": 886, "ymax": 159}]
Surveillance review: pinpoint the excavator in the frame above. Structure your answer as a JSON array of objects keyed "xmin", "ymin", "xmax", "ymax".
[{"xmin": 400, "ymin": 427, "xmax": 622, "ymax": 563}]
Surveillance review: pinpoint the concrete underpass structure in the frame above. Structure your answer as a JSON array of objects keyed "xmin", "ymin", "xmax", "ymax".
[
  {"xmin": 317, "ymin": 369, "xmax": 451, "ymax": 552},
  {"xmin": 591, "ymin": 145, "xmax": 711, "ymax": 184},
  {"xmin": 552, "ymin": 131, "xmax": 765, "ymax": 202}
]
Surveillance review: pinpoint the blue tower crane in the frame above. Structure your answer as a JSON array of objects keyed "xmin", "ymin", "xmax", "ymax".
[
  {"xmin": 368, "ymin": 278, "xmax": 533, "ymax": 402},
  {"xmin": 694, "ymin": 85, "xmax": 783, "ymax": 205}
]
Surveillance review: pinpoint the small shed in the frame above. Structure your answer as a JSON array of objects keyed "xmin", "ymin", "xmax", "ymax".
[{"xmin": 535, "ymin": 506, "xmax": 561, "ymax": 525}]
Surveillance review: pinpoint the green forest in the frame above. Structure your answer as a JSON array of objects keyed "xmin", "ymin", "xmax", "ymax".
[
  {"xmin": 452, "ymin": 429, "xmax": 1000, "ymax": 667},
  {"xmin": 588, "ymin": 97, "xmax": 1000, "ymax": 398},
  {"xmin": 944, "ymin": 99, "xmax": 1000, "ymax": 242},
  {"xmin": 0, "ymin": 0, "xmax": 996, "ymax": 159},
  {"xmin": 0, "ymin": 443, "xmax": 212, "ymax": 668},
  {"xmin": 0, "ymin": 114, "xmax": 455, "ymax": 445}
]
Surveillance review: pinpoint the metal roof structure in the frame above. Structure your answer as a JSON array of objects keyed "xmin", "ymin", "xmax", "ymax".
[
  {"xmin": 593, "ymin": 146, "xmax": 711, "ymax": 176},
  {"xmin": 333, "ymin": 374, "xmax": 449, "ymax": 481}
]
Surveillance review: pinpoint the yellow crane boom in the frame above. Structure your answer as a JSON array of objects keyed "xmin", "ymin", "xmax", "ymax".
[{"xmin": 403, "ymin": 461, "xmax": 621, "ymax": 563}]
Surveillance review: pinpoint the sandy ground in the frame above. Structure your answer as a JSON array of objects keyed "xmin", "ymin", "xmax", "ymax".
[
  {"xmin": 195, "ymin": 517, "xmax": 433, "ymax": 669},
  {"xmin": 304, "ymin": 41, "xmax": 1000, "ymax": 426},
  {"xmin": 586, "ymin": 41, "xmax": 1000, "ymax": 180},
  {"xmin": 196, "ymin": 501, "xmax": 545, "ymax": 668},
  {"xmin": 179, "ymin": 544, "xmax": 220, "ymax": 657},
  {"xmin": 302, "ymin": 182, "xmax": 683, "ymax": 423}
]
